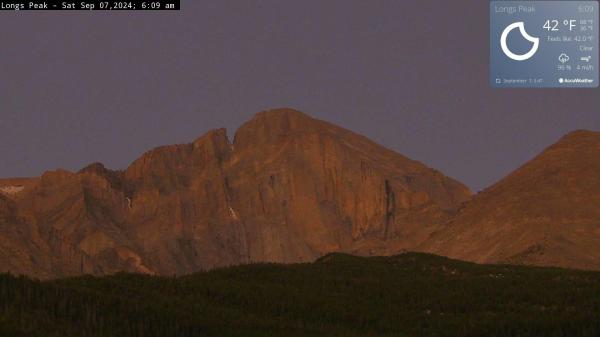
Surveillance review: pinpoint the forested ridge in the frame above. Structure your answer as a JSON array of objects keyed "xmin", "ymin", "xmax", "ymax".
[{"xmin": 1, "ymin": 252, "xmax": 600, "ymax": 337}]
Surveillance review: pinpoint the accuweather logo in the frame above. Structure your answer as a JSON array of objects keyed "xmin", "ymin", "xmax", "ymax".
[
  {"xmin": 559, "ymin": 78, "xmax": 595, "ymax": 84},
  {"xmin": 500, "ymin": 22, "xmax": 540, "ymax": 61}
]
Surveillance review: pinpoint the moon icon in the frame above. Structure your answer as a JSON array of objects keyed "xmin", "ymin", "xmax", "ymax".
[{"xmin": 500, "ymin": 22, "xmax": 540, "ymax": 61}]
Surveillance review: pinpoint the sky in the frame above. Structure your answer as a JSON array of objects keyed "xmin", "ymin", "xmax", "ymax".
[{"xmin": 0, "ymin": 1, "xmax": 598, "ymax": 192}]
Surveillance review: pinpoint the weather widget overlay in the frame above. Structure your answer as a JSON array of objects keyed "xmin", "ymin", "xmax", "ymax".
[{"xmin": 491, "ymin": 1, "xmax": 598, "ymax": 88}]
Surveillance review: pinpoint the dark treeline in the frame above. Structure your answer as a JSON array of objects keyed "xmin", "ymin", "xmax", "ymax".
[{"xmin": 1, "ymin": 253, "xmax": 600, "ymax": 337}]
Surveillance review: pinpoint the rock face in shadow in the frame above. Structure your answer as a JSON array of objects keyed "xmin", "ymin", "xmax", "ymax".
[
  {"xmin": 0, "ymin": 109, "xmax": 470, "ymax": 278},
  {"xmin": 421, "ymin": 130, "xmax": 600, "ymax": 270}
]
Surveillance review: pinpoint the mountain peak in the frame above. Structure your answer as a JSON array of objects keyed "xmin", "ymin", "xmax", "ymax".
[
  {"xmin": 193, "ymin": 127, "xmax": 231, "ymax": 151},
  {"xmin": 233, "ymin": 108, "xmax": 320, "ymax": 148},
  {"xmin": 79, "ymin": 162, "xmax": 110, "ymax": 174},
  {"xmin": 562, "ymin": 129, "xmax": 598, "ymax": 139},
  {"xmin": 252, "ymin": 107, "xmax": 311, "ymax": 119},
  {"xmin": 0, "ymin": 108, "xmax": 473, "ymax": 278},
  {"xmin": 550, "ymin": 129, "xmax": 600, "ymax": 151},
  {"xmin": 422, "ymin": 129, "xmax": 600, "ymax": 270}
]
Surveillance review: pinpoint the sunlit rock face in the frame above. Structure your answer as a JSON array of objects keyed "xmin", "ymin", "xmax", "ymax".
[
  {"xmin": 0, "ymin": 108, "xmax": 470, "ymax": 279},
  {"xmin": 421, "ymin": 130, "xmax": 600, "ymax": 270}
]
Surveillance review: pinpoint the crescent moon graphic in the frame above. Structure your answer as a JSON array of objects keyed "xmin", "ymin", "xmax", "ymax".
[{"xmin": 500, "ymin": 22, "xmax": 540, "ymax": 61}]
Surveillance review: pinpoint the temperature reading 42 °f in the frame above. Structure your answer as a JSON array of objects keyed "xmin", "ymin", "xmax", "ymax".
[{"xmin": 543, "ymin": 19, "xmax": 578, "ymax": 31}]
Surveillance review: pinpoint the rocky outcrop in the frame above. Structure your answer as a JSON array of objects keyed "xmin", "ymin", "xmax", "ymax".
[
  {"xmin": 0, "ymin": 108, "xmax": 470, "ymax": 278},
  {"xmin": 421, "ymin": 130, "xmax": 600, "ymax": 270}
]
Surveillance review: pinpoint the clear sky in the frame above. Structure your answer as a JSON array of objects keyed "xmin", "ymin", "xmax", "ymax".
[{"xmin": 0, "ymin": 1, "xmax": 598, "ymax": 191}]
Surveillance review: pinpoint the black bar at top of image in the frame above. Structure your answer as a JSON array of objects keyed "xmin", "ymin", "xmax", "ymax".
[{"xmin": 0, "ymin": 0, "xmax": 179, "ymax": 10}]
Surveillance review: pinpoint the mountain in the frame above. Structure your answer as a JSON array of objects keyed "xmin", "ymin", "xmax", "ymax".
[
  {"xmin": 421, "ymin": 130, "xmax": 600, "ymax": 270},
  {"xmin": 0, "ymin": 108, "xmax": 470, "ymax": 279}
]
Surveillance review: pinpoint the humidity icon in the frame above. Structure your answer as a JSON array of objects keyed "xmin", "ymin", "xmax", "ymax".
[{"xmin": 500, "ymin": 22, "xmax": 540, "ymax": 61}]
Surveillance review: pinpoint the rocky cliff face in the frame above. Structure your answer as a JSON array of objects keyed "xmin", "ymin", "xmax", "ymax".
[
  {"xmin": 0, "ymin": 109, "xmax": 471, "ymax": 278},
  {"xmin": 421, "ymin": 130, "xmax": 600, "ymax": 270}
]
